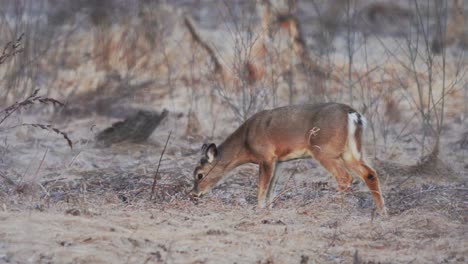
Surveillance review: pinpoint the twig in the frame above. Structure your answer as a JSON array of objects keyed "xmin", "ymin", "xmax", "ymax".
[
  {"xmin": 267, "ymin": 186, "xmax": 294, "ymax": 208},
  {"xmin": 150, "ymin": 130, "xmax": 172, "ymax": 201},
  {"xmin": 32, "ymin": 148, "xmax": 49, "ymax": 182},
  {"xmin": 265, "ymin": 170, "xmax": 297, "ymax": 208}
]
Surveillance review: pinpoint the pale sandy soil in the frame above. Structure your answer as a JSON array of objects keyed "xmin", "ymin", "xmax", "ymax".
[
  {"xmin": 0, "ymin": 116, "xmax": 466, "ymax": 263},
  {"xmin": 0, "ymin": 194, "xmax": 466, "ymax": 264}
]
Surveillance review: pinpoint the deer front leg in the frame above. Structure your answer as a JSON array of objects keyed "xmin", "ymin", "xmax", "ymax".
[
  {"xmin": 265, "ymin": 161, "xmax": 283, "ymax": 208},
  {"xmin": 258, "ymin": 158, "xmax": 277, "ymax": 209}
]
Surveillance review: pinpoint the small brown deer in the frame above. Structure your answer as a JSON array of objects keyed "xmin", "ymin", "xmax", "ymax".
[{"xmin": 191, "ymin": 103, "xmax": 385, "ymax": 212}]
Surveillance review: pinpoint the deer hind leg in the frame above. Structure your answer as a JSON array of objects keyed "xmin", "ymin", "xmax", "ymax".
[
  {"xmin": 343, "ymin": 155, "xmax": 385, "ymax": 212},
  {"xmin": 345, "ymin": 111, "xmax": 386, "ymax": 213},
  {"xmin": 316, "ymin": 157, "xmax": 353, "ymax": 192},
  {"xmin": 258, "ymin": 158, "xmax": 277, "ymax": 209}
]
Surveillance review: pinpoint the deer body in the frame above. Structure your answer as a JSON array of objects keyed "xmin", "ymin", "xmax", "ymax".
[{"xmin": 192, "ymin": 103, "xmax": 385, "ymax": 212}]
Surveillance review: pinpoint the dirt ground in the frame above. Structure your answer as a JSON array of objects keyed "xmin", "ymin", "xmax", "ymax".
[
  {"xmin": 0, "ymin": 200, "xmax": 466, "ymax": 264},
  {"xmin": 0, "ymin": 114, "xmax": 466, "ymax": 263},
  {"xmin": 0, "ymin": 1, "xmax": 467, "ymax": 263}
]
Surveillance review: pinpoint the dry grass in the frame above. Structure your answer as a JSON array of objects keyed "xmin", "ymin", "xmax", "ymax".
[
  {"xmin": 0, "ymin": 129, "xmax": 466, "ymax": 263},
  {"xmin": 0, "ymin": 176, "xmax": 466, "ymax": 263}
]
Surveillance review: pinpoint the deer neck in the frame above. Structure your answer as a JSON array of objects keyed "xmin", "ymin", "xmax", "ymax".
[{"xmin": 217, "ymin": 124, "xmax": 250, "ymax": 170}]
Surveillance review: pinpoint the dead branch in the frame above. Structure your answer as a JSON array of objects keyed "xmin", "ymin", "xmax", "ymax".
[
  {"xmin": 184, "ymin": 16, "xmax": 223, "ymax": 76},
  {"xmin": 274, "ymin": 12, "xmax": 340, "ymax": 84}
]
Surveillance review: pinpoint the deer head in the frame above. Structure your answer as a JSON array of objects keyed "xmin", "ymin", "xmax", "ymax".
[{"xmin": 191, "ymin": 143, "xmax": 227, "ymax": 198}]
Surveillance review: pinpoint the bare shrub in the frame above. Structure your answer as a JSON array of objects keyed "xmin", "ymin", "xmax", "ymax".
[{"xmin": 0, "ymin": 35, "xmax": 72, "ymax": 199}]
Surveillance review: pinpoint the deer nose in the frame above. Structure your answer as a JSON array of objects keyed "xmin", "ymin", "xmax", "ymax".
[{"xmin": 190, "ymin": 188, "xmax": 202, "ymax": 199}]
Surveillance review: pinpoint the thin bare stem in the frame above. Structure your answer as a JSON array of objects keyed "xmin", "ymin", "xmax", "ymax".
[{"xmin": 150, "ymin": 130, "xmax": 172, "ymax": 201}]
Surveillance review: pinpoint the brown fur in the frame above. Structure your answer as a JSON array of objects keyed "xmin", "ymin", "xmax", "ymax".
[{"xmin": 192, "ymin": 103, "xmax": 386, "ymax": 212}]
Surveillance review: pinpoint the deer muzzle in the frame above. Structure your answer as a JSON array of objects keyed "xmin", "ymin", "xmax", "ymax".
[{"xmin": 190, "ymin": 186, "xmax": 203, "ymax": 199}]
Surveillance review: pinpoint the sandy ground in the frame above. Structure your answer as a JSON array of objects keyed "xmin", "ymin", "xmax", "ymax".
[
  {"xmin": 0, "ymin": 114, "xmax": 466, "ymax": 263},
  {"xmin": 0, "ymin": 193, "xmax": 466, "ymax": 264}
]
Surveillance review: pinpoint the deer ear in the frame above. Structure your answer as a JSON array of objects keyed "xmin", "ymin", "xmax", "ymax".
[{"xmin": 205, "ymin": 143, "xmax": 218, "ymax": 163}]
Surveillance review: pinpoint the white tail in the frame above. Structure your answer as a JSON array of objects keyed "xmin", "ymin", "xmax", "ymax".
[{"xmin": 347, "ymin": 112, "xmax": 366, "ymax": 161}]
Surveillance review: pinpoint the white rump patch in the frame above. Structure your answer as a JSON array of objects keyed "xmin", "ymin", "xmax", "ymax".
[{"xmin": 347, "ymin": 112, "xmax": 365, "ymax": 160}]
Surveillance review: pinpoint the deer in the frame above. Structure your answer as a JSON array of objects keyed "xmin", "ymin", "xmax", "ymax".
[{"xmin": 191, "ymin": 103, "xmax": 386, "ymax": 213}]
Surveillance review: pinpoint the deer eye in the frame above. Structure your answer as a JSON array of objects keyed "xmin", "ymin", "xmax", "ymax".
[{"xmin": 197, "ymin": 173, "xmax": 204, "ymax": 180}]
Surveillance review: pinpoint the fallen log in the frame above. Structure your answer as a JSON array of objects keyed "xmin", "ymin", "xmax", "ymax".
[{"xmin": 96, "ymin": 109, "xmax": 168, "ymax": 147}]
